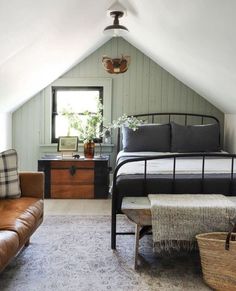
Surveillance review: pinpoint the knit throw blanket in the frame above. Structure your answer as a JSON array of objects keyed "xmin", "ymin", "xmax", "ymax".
[{"xmin": 148, "ymin": 194, "xmax": 236, "ymax": 254}]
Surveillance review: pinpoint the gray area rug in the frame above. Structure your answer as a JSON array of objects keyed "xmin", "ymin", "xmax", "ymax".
[{"xmin": 0, "ymin": 215, "xmax": 210, "ymax": 291}]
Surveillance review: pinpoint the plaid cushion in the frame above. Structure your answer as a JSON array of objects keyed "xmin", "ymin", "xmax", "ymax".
[{"xmin": 0, "ymin": 149, "xmax": 21, "ymax": 198}]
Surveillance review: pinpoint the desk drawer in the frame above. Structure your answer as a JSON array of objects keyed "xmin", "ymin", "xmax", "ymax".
[
  {"xmin": 51, "ymin": 185, "xmax": 94, "ymax": 199},
  {"xmin": 51, "ymin": 161, "xmax": 94, "ymax": 169},
  {"xmin": 51, "ymin": 169, "xmax": 94, "ymax": 184}
]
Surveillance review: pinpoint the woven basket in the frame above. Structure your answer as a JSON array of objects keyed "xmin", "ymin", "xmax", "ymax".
[{"xmin": 196, "ymin": 227, "xmax": 236, "ymax": 291}]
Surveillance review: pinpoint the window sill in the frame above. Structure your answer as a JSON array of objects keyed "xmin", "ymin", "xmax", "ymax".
[
  {"xmin": 39, "ymin": 143, "xmax": 115, "ymax": 158},
  {"xmin": 39, "ymin": 143, "xmax": 115, "ymax": 147}
]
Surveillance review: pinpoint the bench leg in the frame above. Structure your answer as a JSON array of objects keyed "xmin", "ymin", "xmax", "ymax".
[{"xmin": 134, "ymin": 224, "xmax": 141, "ymax": 269}]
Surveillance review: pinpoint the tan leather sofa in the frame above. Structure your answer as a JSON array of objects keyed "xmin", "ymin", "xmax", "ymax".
[{"xmin": 0, "ymin": 172, "xmax": 44, "ymax": 272}]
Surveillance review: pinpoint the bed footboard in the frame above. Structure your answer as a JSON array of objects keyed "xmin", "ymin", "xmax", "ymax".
[{"xmin": 111, "ymin": 153, "xmax": 236, "ymax": 249}]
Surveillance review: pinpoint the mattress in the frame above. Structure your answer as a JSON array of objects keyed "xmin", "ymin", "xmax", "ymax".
[
  {"xmin": 114, "ymin": 151, "xmax": 236, "ymax": 211},
  {"xmin": 117, "ymin": 151, "xmax": 235, "ymax": 175}
]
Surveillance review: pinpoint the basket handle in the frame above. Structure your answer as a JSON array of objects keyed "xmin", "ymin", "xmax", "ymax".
[{"xmin": 225, "ymin": 222, "xmax": 236, "ymax": 251}]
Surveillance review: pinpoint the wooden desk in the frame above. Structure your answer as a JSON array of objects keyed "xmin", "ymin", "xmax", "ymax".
[{"xmin": 38, "ymin": 157, "xmax": 110, "ymax": 199}]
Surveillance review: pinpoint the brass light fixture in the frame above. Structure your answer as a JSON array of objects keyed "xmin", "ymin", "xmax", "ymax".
[
  {"xmin": 102, "ymin": 55, "xmax": 130, "ymax": 74},
  {"xmin": 103, "ymin": 11, "xmax": 128, "ymax": 37}
]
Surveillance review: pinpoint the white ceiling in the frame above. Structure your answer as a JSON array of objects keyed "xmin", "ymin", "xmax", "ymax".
[{"xmin": 0, "ymin": 0, "xmax": 235, "ymax": 113}]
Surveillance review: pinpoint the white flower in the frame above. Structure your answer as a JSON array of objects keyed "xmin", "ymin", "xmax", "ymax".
[{"xmin": 62, "ymin": 99, "xmax": 143, "ymax": 142}]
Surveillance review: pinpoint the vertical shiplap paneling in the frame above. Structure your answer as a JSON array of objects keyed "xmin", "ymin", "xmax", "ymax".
[
  {"xmin": 12, "ymin": 37, "xmax": 224, "ymax": 170},
  {"xmin": 172, "ymin": 79, "xmax": 181, "ymax": 123},
  {"xmin": 167, "ymin": 74, "xmax": 175, "ymax": 112},
  {"xmin": 12, "ymin": 108, "xmax": 22, "ymax": 168},
  {"xmin": 18, "ymin": 105, "xmax": 28, "ymax": 168},
  {"xmin": 39, "ymin": 91, "xmax": 45, "ymax": 145},
  {"xmin": 135, "ymin": 49, "xmax": 143, "ymax": 115},
  {"xmin": 128, "ymin": 41, "xmax": 137, "ymax": 116},
  {"xmin": 180, "ymin": 83, "xmax": 188, "ymax": 112},
  {"xmin": 148, "ymin": 59, "xmax": 156, "ymax": 115},
  {"xmin": 152, "ymin": 60, "xmax": 162, "ymax": 122},
  {"xmin": 161, "ymin": 69, "xmax": 168, "ymax": 123},
  {"xmin": 13, "ymin": 93, "xmax": 42, "ymax": 170},
  {"xmin": 142, "ymin": 55, "xmax": 150, "ymax": 114},
  {"xmin": 122, "ymin": 38, "xmax": 131, "ymax": 115},
  {"xmin": 97, "ymin": 46, "xmax": 106, "ymax": 78}
]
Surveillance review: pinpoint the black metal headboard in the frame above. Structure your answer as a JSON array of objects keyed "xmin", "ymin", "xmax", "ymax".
[{"xmin": 117, "ymin": 112, "xmax": 220, "ymax": 153}]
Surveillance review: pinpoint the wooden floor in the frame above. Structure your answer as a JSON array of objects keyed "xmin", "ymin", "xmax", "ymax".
[
  {"xmin": 44, "ymin": 196, "xmax": 236, "ymax": 216},
  {"xmin": 44, "ymin": 198, "xmax": 111, "ymax": 215}
]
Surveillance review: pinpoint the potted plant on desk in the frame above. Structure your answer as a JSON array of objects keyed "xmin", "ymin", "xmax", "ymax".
[{"xmin": 62, "ymin": 106, "xmax": 103, "ymax": 158}]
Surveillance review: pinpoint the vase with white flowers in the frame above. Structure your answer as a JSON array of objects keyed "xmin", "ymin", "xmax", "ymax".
[{"xmin": 61, "ymin": 100, "xmax": 103, "ymax": 158}]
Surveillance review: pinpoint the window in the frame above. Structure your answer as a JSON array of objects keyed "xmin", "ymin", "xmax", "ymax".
[{"xmin": 51, "ymin": 87, "xmax": 103, "ymax": 143}]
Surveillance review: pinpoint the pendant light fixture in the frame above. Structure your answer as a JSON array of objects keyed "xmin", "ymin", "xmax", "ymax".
[{"xmin": 104, "ymin": 10, "xmax": 128, "ymax": 37}]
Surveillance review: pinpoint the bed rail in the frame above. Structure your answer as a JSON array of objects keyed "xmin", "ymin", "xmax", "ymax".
[
  {"xmin": 111, "ymin": 152, "xmax": 236, "ymax": 249},
  {"xmin": 117, "ymin": 112, "xmax": 220, "ymax": 153}
]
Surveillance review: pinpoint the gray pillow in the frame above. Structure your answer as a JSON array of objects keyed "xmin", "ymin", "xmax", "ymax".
[
  {"xmin": 171, "ymin": 122, "xmax": 220, "ymax": 152},
  {"xmin": 122, "ymin": 124, "xmax": 170, "ymax": 152}
]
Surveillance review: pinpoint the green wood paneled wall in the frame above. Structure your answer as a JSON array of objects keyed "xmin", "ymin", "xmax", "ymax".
[{"xmin": 13, "ymin": 37, "xmax": 224, "ymax": 170}]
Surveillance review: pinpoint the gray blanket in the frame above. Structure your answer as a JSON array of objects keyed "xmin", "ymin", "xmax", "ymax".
[{"xmin": 148, "ymin": 194, "xmax": 236, "ymax": 253}]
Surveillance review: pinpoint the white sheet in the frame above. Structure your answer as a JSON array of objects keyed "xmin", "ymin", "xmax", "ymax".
[
  {"xmin": 117, "ymin": 150, "xmax": 228, "ymax": 161},
  {"xmin": 117, "ymin": 151, "xmax": 172, "ymax": 160},
  {"xmin": 117, "ymin": 151, "xmax": 235, "ymax": 176}
]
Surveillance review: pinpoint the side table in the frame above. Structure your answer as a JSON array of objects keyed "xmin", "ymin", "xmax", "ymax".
[{"xmin": 38, "ymin": 156, "xmax": 110, "ymax": 199}]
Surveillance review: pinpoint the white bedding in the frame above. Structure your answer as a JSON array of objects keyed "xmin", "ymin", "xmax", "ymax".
[
  {"xmin": 117, "ymin": 151, "xmax": 235, "ymax": 176},
  {"xmin": 117, "ymin": 150, "xmax": 228, "ymax": 160}
]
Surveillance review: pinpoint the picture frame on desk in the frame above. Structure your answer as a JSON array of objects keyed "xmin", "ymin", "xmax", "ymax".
[{"xmin": 57, "ymin": 136, "xmax": 78, "ymax": 152}]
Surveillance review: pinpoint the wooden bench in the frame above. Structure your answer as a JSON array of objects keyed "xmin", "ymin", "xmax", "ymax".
[
  {"xmin": 121, "ymin": 196, "xmax": 236, "ymax": 269},
  {"xmin": 121, "ymin": 197, "xmax": 152, "ymax": 269}
]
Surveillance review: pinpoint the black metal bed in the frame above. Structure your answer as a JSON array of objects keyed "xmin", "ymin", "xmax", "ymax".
[{"xmin": 111, "ymin": 112, "xmax": 235, "ymax": 250}]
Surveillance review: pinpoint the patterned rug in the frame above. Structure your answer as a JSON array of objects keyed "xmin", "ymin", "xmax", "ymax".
[{"xmin": 0, "ymin": 215, "xmax": 210, "ymax": 291}]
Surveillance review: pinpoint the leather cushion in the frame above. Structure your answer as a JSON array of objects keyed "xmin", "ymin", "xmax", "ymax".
[
  {"xmin": 0, "ymin": 198, "xmax": 43, "ymax": 245},
  {"xmin": 19, "ymin": 172, "xmax": 44, "ymax": 199},
  {"xmin": 0, "ymin": 230, "xmax": 19, "ymax": 272}
]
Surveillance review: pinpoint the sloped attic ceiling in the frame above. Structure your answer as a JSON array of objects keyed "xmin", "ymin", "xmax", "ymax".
[{"xmin": 0, "ymin": 0, "xmax": 235, "ymax": 113}]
